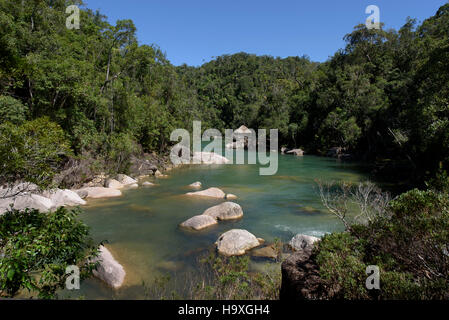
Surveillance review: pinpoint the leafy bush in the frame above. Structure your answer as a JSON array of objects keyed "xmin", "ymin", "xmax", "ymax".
[
  {"xmin": 0, "ymin": 207, "xmax": 99, "ymax": 299},
  {"xmin": 315, "ymin": 189, "xmax": 449, "ymax": 299},
  {"xmin": 0, "ymin": 96, "xmax": 27, "ymax": 125}
]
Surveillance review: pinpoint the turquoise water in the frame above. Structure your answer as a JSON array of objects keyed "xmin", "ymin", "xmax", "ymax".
[{"xmin": 65, "ymin": 154, "xmax": 368, "ymax": 299}]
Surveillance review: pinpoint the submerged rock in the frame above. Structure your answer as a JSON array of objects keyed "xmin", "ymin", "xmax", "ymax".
[
  {"xmin": 215, "ymin": 229, "xmax": 263, "ymax": 256},
  {"xmin": 186, "ymin": 187, "xmax": 226, "ymax": 199},
  {"xmin": 127, "ymin": 183, "xmax": 139, "ymax": 188},
  {"xmin": 92, "ymin": 246, "xmax": 126, "ymax": 289},
  {"xmin": 203, "ymin": 202, "xmax": 243, "ymax": 221},
  {"xmin": 77, "ymin": 187, "xmax": 122, "ymax": 199},
  {"xmin": 188, "ymin": 181, "xmax": 202, "ymax": 188},
  {"xmin": 251, "ymin": 245, "xmax": 278, "ymax": 259},
  {"xmin": 289, "ymin": 234, "xmax": 319, "ymax": 251},
  {"xmin": 180, "ymin": 215, "xmax": 218, "ymax": 230},
  {"xmin": 142, "ymin": 181, "xmax": 155, "ymax": 186}
]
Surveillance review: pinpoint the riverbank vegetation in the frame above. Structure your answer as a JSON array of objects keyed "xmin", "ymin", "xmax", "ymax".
[
  {"xmin": 142, "ymin": 253, "xmax": 281, "ymax": 300},
  {"xmin": 0, "ymin": 0, "xmax": 448, "ymax": 300},
  {"xmin": 0, "ymin": 207, "xmax": 98, "ymax": 298},
  {"xmin": 313, "ymin": 186, "xmax": 449, "ymax": 299}
]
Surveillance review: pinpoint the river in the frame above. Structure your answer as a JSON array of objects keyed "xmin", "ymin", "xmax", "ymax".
[{"xmin": 62, "ymin": 153, "xmax": 369, "ymax": 299}]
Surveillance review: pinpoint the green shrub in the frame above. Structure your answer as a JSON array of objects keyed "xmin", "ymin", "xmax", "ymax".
[
  {"xmin": 0, "ymin": 117, "xmax": 72, "ymax": 189},
  {"xmin": 0, "ymin": 96, "xmax": 27, "ymax": 125},
  {"xmin": 315, "ymin": 189, "xmax": 449, "ymax": 300},
  {"xmin": 0, "ymin": 207, "xmax": 99, "ymax": 299}
]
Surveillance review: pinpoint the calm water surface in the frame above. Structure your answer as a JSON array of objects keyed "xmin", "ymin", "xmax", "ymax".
[{"xmin": 64, "ymin": 153, "xmax": 368, "ymax": 299}]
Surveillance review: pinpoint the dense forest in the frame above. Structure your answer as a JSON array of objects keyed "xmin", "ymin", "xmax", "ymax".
[{"xmin": 1, "ymin": 0, "xmax": 448, "ymax": 189}]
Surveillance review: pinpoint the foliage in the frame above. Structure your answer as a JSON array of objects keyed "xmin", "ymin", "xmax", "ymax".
[
  {"xmin": 0, "ymin": 117, "xmax": 72, "ymax": 189},
  {"xmin": 315, "ymin": 189, "xmax": 449, "ymax": 299},
  {"xmin": 1, "ymin": 0, "xmax": 448, "ymax": 186},
  {"xmin": 194, "ymin": 252, "xmax": 281, "ymax": 300},
  {"xmin": 142, "ymin": 252, "xmax": 281, "ymax": 300},
  {"xmin": 0, "ymin": 95, "xmax": 27, "ymax": 125},
  {"xmin": 0, "ymin": 207, "xmax": 99, "ymax": 299}
]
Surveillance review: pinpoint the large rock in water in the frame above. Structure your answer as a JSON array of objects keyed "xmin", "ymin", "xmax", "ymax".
[
  {"xmin": 116, "ymin": 174, "xmax": 137, "ymax": 185},
  {"xmin": 280, "ymin": 248, "xmax": 323, "ymax": 300},
  {"xmin": 188, "ymin": 181, "xmax": 202, "ymax": 188},
  {"xmin": 251, "ymin": 245, "xmax": 278, "ymax": 259},
  {"xmin": 13, "ymin": 194, "xmax": 54, "ymax": 212},
  {"xmin": 42, "ymin": 189, "xmax": 86, "ymax": 207},
  {"xmin": 92, "ymin": 246, "xmax": 126, "ymax": 289},
  {"xmin": 180, "ymin": 215, "xmax": 218, "ymax": 230},
  {"xmin": 203, "ymin": 202, "xmax": 243, "ymax": 220},
  {"xmin": 186, "ymin": 187, "xmax": 226, "ymax": 199},
  {"xmin": 215, "ymin": 229, "xmax": 263, "ymax": 256},
  {"xmin": 289, "ymin": 234, "xmax": 319, "ymax": 251},
  {"xmin": 77, "ymin": 187, "xmax": 122, "ymax": 199},
  {"xmin": 192, "ymin": 152, "xmax": 230, "ymax": 164}
]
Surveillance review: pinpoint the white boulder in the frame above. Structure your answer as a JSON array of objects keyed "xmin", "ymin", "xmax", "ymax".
[
  {"xmin": 186, "ymin": 187, "xmax": 226, "ymax": 199},
  {"xmin": 188, "ymin": 181, "xmax": 202, "ymax": 188},
  {"xmin": 192, "ymin": 152, "xmax": 230, "ymax": 164},
  {"xmin": 105, "ymin": 179, "xmax": 124, "ymax": 189},
  {"xmin": 234, "ymin": 125, "xmax": 252, "ymax": 134},
  {"xmin": 0, "ymin": 198, "xmax": 15, "ymax": 215},
  {"xmin": 77, "ymin": 187, "xmax": 122, "ymax": 199},
  {"xmin": 215, "ymin": 229, "xmax": 263, "ymax": 256},
  {"xmin": 43, "ymin": 189, "xmax": 86, "ymax": 207},
  {"xmin": 13, "ymin": 194, "xmax": 54, "ymax": 212},
  {"xmin": 203, "ymin": 202, "xmax": 243, "ymax": 221},
  {"xmin": 289, "ymin": 234, "xmax": 320, "ymax": 251},
  {"xmin": 92, "ymin": 246, "xmax": 126, "ymax": 289},
  {"xmin": 180, "ymin": 215, "xmax": 218, "ymax": 231}
]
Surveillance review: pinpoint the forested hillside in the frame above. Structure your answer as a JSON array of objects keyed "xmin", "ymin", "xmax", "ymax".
[{"xmin": 1, "ymin": 0, "xmax": 448, "ymax": 188}]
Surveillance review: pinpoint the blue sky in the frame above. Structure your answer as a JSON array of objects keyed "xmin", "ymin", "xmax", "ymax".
[{"xmin": 83, "ymin": 0, "xmax": 447, "ymax": 66}]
